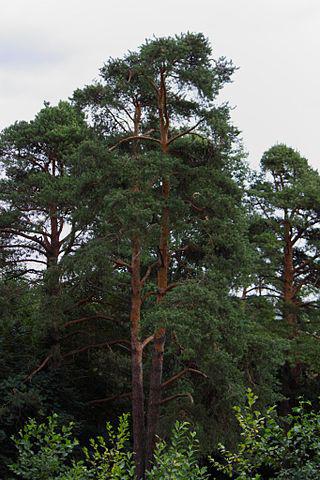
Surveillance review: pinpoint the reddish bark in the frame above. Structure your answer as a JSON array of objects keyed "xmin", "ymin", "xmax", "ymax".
[
  {"xmin": 130, "ymin": 236, "xmax": 146, "ymax": 479},
  {"xmin": 283, "ymin": 219, "xmax": 297, "ymax": 327},
  {"xmin": 43, "ymin": 155, "xmax": 64, "ymax": 367},
  {"xmin": 111, "ymin": 66, "xmax": 202, "ymax": 476},
  {"xmin": 145, "ymin": 327, "xmax": 166, "ymax": 469},
  {"xmin": 144, "ymin": 76, "xmax": 171, "ymax": 465}
]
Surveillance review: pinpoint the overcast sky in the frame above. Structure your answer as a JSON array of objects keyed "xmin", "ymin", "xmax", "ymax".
[{"xmin": 1, "ymin": 0, "xmax": 319, "ymax": 169}]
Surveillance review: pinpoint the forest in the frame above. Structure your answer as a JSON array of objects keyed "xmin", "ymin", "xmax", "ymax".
[{"xmin": 1, "ymin": 33, "xmax": 320, "ymax": 479}]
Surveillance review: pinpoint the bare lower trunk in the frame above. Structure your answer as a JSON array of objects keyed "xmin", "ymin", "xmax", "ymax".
[
  {"xmin": 130, "ymin": 237, "xmax": 145, "ymax": 479},
  {"xmin": 131, "ymin": 342, "xmax": 145, "ymax": 479},
  {"xmin": 45, "ymin": 201, "xmax": 62, "ymax": 367},
  {"xmin": 145, "ymin": 327, "xmax": 166, "ymax": 469},
  {"xmin": 145, "ymin": 172, "xmax": 169, "ymax": 465},
  {"xmin": 44, "ymin": 254, "xmax": 62, "ymax": 368}
]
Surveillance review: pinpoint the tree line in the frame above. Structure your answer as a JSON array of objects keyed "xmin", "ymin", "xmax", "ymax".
[{"xmin": 1, "ymin": 33, "xmax": 320, "ymax": 478}]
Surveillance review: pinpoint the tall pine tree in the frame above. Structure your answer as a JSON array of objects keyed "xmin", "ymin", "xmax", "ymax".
[{"xmin": 73, "ymin": 32, "xmax": 261, "ymax": 476}]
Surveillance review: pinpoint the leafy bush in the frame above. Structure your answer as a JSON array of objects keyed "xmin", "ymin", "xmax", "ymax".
[
  {"xmin": 9, "ymin": 413, "xmax": 88, "ymax": 480},
  {"xmin": 147, "ymin": 421, "xmax": 208, "ymax": 480},
  {"xmin": 12, "ymin": 393, "xmax": 320, "ymax": 480},
  {"xmin": 213, "ymin": 389, "xmax": 320, "ymax": 479},
  {"xmin": 9, "ymin": 414, "xmax": 207, "ymax": 479},
  {"xmin": 83, "ymin": 413, "xmax": 135, "ymax": 480}
]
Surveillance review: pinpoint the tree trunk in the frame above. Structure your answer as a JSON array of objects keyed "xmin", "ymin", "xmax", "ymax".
[
  {"xmin": 44, "ymin": 261, "xmax": 62, "ymax": 368},
  {"xmin": 145, "ymin": 327, "xmax": 166, "ymax": 469},
  {"xmin": 157, "ymin": 177, "xmax": 170, "ymax": 299},
  {"xmin": 43, "ymin": 153, "xmax": 63, "ymax": 367},
  {"xmin": 283, "ymin": 219, "xmax": 296, "ymax": 326},
  {"xmin": 145, "ymin": 153, "xmax": 170, "ymax": 466},
  {"xmin": 132, "ymin": 342, "xmax": 145, "ymax": 479},
  {"xmin": 43, "ymin": 198, "xmax": 63, "ymax": 368},
  {"xmin": 130, "ymin": 237, "xmax": 146, "ymax": 479}
]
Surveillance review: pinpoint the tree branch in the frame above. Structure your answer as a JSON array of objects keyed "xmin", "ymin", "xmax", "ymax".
[
  {"xmin": 4, "ymin": 244, "xmax": 44, "ymax": 255},
  {"xmin": 63, "ymin": 339, "xmax": 131, "ymax": 358},
  {"xmin": 109, "ymin": 134, "xmax": 160, "ymax": 152},
  {"xmin": 158, "ymin": 392, "xmax": 194, "ymax": 406},
  {"xmin": 140, "ymin": 260, "xmax": 160, "ymax": 286},
  {"xmin": 1, "ymin": 229, "xmax": 46, "ymax": 248},
  {"xmin": 63, "ymin": 314, "xmax": 121, "ymax": 329},
  {"xmin": 141, "ymin": 291, "xmax": 158, "ymax": 303},
  {"xmin": 9, "ymin": 258, "xmax": 47, "ymax": 265},
  {"xmin": 114, "ymin": 258, "xmax": 132, "ymax": 272},
  {"xmin": 25, "ymin": 355, "xmax": 51, "ymax": 382},
  {"xmin": 88, "ymin": 391, "xmax": 131, "ymax": 406},
  {"xmin": 142, "ymin": 335, "xmax": 154, "ymax": 350},
  {"xmin": 161, "ymin": 368, "xmax": 208, "ymax": 390},
  {"xmin": 167, "ymin": 119, "xmax": 204, "ymax": 145},
  {"xmin": 159, "ymin": 282, "xmax": 178, "ymax": 296}
]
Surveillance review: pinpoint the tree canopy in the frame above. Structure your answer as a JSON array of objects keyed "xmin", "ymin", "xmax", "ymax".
[{"xmin": 0, "ymin": 33, "xmax": 319, "ymax": 480}]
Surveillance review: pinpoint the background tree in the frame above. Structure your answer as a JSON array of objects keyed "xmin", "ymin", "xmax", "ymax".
[
  {"xmin": 247, "ymin": 144, "xmax": 320, "ymax": 325},
  {"xmin": 245, "ymin": 144, "xmax": 320, "ymax": 406},
  {"xmin": 0, "ymin": 101, "xmax": 93, "ymax": 366},
  {"xmin": 0, "ymin": 103, "xmax": 127, "ymax": 477}
]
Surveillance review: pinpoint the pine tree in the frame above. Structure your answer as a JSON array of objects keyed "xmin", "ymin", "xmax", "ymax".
[
  {"xmin": 0, "ymin": 101, "xmax": 91, "ymax": 365},
  {"xmin": 73, "ymin": 32, "xmax": 251, "ymax": 476},
  {"xmin": 248, "ymin": 144, "xmax": 320, "ymax": 327},
  {"xmin": 246, "ymin": 144, "xmax": 320, "ymax": 406}
]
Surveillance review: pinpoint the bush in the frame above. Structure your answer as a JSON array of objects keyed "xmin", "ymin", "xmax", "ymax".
[
  {"xmin": 9, "ymin": 414, "xmax": 207, "ymax": 479},
  {"xmin": 83, "ymin": 413, "xmax": 135, "ymax": 480},
  {"xmin": 12, "ymin": 393, "xmax": 320, "ymax": 479},
  {"xmin": 213, "ymin": 389, "xmax": 320, "ymax": 479},
  {"xmin": 147, "ymin": 421, "xmax": 208, "ymax": 480},
  {"xmin": 9, "ymin": 413, "xmax": 88, "ymax": 480}
]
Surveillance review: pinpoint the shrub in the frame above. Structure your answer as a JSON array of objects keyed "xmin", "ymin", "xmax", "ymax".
[
  {"xmin": 9, "ymin": 413, "xmax": 88, "ymax": 480},
  {"xmin": 147, "ymin": 421, "xmax": 208, "ymax": 480},
  {"xmin": 213, "ymin": 389, "xmax": 320, "ymax": 479},
  {"xmin": 10, "ymin": 414, "xmax": 207, "ymax": 479},
  {"xmin": 83, "ymin": 413, "xmax": 135, "ymax": 480}
]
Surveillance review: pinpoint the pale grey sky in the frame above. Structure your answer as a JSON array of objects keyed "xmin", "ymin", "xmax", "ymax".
[{"xmin": 1, "ymin": 0, "xmax": 319, "ymax": 169}]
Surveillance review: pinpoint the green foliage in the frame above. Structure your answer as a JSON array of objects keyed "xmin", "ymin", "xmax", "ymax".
[
  {"xmin": 213, "ymin": 389, "xmax": 320, "ymax": 479},
  {"xmin": 0, "ymin": 100, "xmax": 92, "ymax": 281},
  {"xmin": 10, "ymin": 414, "xmax": 207, "ymax": 480},
  {"xmin": 83, "ymin": 413, "xmax": 135, "ymax": 480},
  {"xmin": 147, "ymin": 421, "xmax": 208, "ymax": 480},
  {"xmin": 247, "ymin": 143, "xmax": 320, "ymax": 404},
  {"xmin": 144, "ymin": 278, "xmax": 285, "ymax": 450},
  {"xmin": 248, "ymin": 143, "xmax": 320, "ymax": 314},
  {"xmin": 12, "ymin": 398, "xmax": 320, "ymax": 480},
  {"xmin": 9, "ymin": 413, "xmax": 88, "ymax": 480},
  {"xmin": 70, "ymin": 31, "xmax": 260, "ymax": 455},
  {"xmin": 2, "ymin": 33, "xmax": 320, "ymax": 479},
  {"xmin": 73, "ymin": 32, "xmax": 237, "ymax": 143}
]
